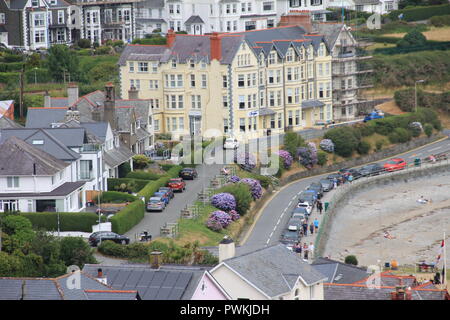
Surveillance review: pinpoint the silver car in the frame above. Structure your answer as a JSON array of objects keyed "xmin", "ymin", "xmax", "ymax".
[{"xmin": 146, "ymin": 197, "xmax": 166, "ymax": 212}]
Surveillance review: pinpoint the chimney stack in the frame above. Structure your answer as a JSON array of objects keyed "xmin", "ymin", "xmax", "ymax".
[
  {"xmin": 44, "ymin": 91, "xmax": 51, "ymax": 108},
  {"xmin": 103, "ymin": 82, "xmax": 117, "ymax": 130},
  {"xmin": 219, "ymin": 236, "xmax": 235, "ymax": 263},
  {"xmin": 390, "ymin": 286, "xmax": 412, "ymax": 300},
  {"xmin": 128, "ymin": 85, "xmax": 139, "ymax": 100},
  {"xmin": 279, "ymin": 11, "xmax": 313, "ymax": 33},
  {"xmin": 150, "ymin": 251, "xmax": 162, "ymax": 269},
  {"xmin": 67, "ymin": 83, "xmax": 79, "ymax": 107},
  {"xmin": 167, "ymin": 29, "xmax": 176, "ymax": 48},
  {"xmin": 210, "ymin": 32, "xmax": 221, "ymax": 62}
]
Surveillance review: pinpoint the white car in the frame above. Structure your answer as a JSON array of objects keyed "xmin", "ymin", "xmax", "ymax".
[
  {"xmin": 223, "ymin": 138, "xmax": 239, "ymax": 150},
  {"xmin": 297, "ymin": 202, "xmax": 312, "ymax": 215}
]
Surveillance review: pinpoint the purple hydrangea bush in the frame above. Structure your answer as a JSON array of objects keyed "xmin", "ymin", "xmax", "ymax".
[
  {"xmin": 228, "ymin": 210, "xmax": 240, "ymax": 221},
  {"xmin": 297, "ymin": 144, "xmax": 318, "ymax": 169},
  {"xmin": 228, "ymin": 175, "xmax": 241, "ymax": 183},
  {"xmin": 240, "ymin": 178, "xmax": 263, "ymax": 200},
  {"xmin": 319, "ymin": 139, "xmax": 335, "ymax": 153},
  {"xmin": 210, "ymin": 193, "xmax": 236, "ymax": 212},
  {"xmin": 206, "ymin": 210, "xmax": 233, "ymax": 231},
  {"xmin": 234, "ymin": 152, "xmax": 256, "ymax": 170},
  {"xmin": 277, "ymin": 150, "xmax": 293, "ymax": 169}
]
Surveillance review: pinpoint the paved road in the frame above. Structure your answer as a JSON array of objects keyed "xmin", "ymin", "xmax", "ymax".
[
  {"xmin": 125, "ymin": 163, "xmax": 222, "ymax": 241},
  {"xmin": 237, "ymin": 136, "xmax": 450, "ymax": 256}
]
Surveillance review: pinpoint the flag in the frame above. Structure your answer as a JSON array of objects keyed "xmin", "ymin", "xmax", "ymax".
[{"xmin": 436, "ymin": 239, "xmax": 444, "ymax": 265}]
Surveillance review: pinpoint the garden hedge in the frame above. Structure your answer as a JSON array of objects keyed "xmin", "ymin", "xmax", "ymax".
[
  {"xmin": 126, "ymin": 170, "xmax": 162, "ymax": 180},
  {"xmin": 19, "ymin": 212, "xmax": 99, "ymax": 232},
  {"xmin": 110, "ymin": 200, "xmax": 145, "ymax": 234},
  {"xmin": 107, "ymin": 178, "xmax": 150, "ymax": 193},
  {"xmin": 388, "ymin": 4, "xmax": 450, "ymax": 22},
  {"xmin": 99, "ymin": 191, "xmax": 138, "ymax": 204},
  {"xmin": 137, "ymin": 176, "xmax": 171, "ymax": 202},
  {"xmin": 0, "ymin": 62, "xmax": 24, "ymax": 72}
]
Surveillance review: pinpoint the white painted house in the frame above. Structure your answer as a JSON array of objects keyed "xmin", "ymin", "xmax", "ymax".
[{"xmin": 0, "ymin": 136, "xmax": 86, "ymax": 213}]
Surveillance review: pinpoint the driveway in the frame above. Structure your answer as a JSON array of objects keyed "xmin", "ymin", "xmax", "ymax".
[
  {"xmin": 237, "ymin": 136, "xmax": 450, "ymax": 256},
  {"xmin": 125, "ymin": 163, "xmax": 222, "ymax": 241}
]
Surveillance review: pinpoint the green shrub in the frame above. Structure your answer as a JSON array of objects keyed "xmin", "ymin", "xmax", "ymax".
[
  {"xmin": 98, "ymin": 240, "xmax": 127, "ymax": 257},
  {"xmin": 2, "ymin": 53, "xmax": 24, "ymax": 63},
  {"xmin": 19, "ymin": 212, "xmax": 99, "ymax": 232},
  {"xmin": 94, "ymin": 46, "xmax": 112, "ymax": 55},
  {"xmin": 107, "ymin": 178, "xmax": 150, "ymax": 193},
  {"xmin": 283, "ymin": 131, "xmax": 306, "ymax": 158},
  {"xmin": 132, "ymin": 155, "xmax": 152, "ymax": 169},
  {"xmin": 0, "ymin": 62, "xmax": 24, "ymax": 72},
  {"xmin": 357, "ymin": 123, "xmax": 375, "ymax": 137},
  {"xmin": 397, "ymin": 29, "xmax": 427, "ymax": 48},
  {"xmin": 430, "ymin": 15, "xmax": 450, "ymax": 27},
  {"xmin": 317, "ymin": 151, "xmax": 327, "ymax": 166},
  {"xmin": 24, "ymin": 67, "xmax": 52, "ymax": 83},
  {"xmin": 165, "ymin": 165, "xmax": 183, "ymax": 178},
  {"xmin": 215, "ymin": 183, "xmax": 253, "ymax": 216},
  {"xmin": 324, "ymin": 127, "xmax": 360, "ymax": 158},
  {"xmin": 356, "ymin": 141, "xmax": 371, "ymax": 155},
  {"xmin": 345, "ymin": 255, "xmax": 358, "ymax": 265},
  {"xmin": 389, "ymin": 127, "xmax": 412, "ymax": 143},
  {"xmin": 118, "ymin": 162, "xmax": 131, "ymax": 178},
  {"xmin": 0, "ymin": 72, "xmax": 20, "ymax": 86},
  {"xmin": 424, "ymin": 123, "xmax": 433, "ymax": 137},
  {"xmin": 78, "ymin": 39, "xmax": 91, "ymax": 48},
  {"xmin": 126, "ymin": 170, "xmax": 161, "ymax": 180},
  {"xmin": 376, "ymin": 140, "xmax": 384, "ymax": 151},
  {"xmin": 160, "ymin": 164, "xmax": 176, "ymax": 171},
  {"xmin": 110, "ymin": 200, "xmax": 145, "ymax": 234},
  {"xmin": 99, "ymin": 191, "xmax": 138, "ymax": 204}
]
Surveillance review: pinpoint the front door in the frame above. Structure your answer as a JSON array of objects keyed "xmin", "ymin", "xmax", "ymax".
[{"xmin": 189, "ymin": 116, "xmax": 201, "ymax": 136}]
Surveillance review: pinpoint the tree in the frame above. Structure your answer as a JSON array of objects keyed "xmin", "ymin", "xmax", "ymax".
[
  {"xmin": 59, "ymin": 237, "xmax": 96, "ymax": 268},
  {"xmin": 324, "ymin": 127, "xmax": 360, "ymax": 158},
  {"xmin": 77, "ymin": 39, "xmax": 91, "ymax": 48},
  {"xmin": 345, "ymin": 255, "xmax": 358, "ymax": 265},
  {"xmin": 132, "ymin": 154, "xmax": 152, "ymax": 170},
  {"xmin": 283, "ymin": 132, "xmax": 306, "ymax": 158},
  {"xmin": 424, "ymin": 123, "xmax": 433, "ymax": 137},
  {"xmin": 45, "ymin": 44, "xmax": 79, "ymax": 82},
  {"xmin": 356, "ymin": 141, "xmax": 371, "ymax": 155}
]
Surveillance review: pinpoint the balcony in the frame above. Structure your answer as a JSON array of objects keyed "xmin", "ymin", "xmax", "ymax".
[{"xmin": 81, "ymin": 144, "xmax": 102, "ymax": 153}]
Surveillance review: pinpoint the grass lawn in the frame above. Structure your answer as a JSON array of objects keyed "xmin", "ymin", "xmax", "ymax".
[
  {"xmin": 384, "ymin": 26, "xmax": 450, "ymax": 42},
  {"xmin": 366, "ymin": 42, "xmax": 396, "ymax": 51}
]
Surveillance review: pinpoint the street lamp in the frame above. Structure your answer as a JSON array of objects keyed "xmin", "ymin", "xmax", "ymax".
[{"xmin": 415, "ymin": 80, "xmax": 425, "ymax": 113}]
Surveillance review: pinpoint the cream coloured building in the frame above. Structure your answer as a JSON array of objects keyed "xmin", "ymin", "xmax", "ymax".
[{"xmin": 118, "ymin": 26, "xmax": 332, "ymax": 141}]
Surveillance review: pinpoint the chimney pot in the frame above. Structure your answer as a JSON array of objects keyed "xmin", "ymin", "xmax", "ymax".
[
  {"xmin": 210, "ymin": 32, "xmax": 222, "ymax": 62},
  {"xmin": 97, "ymin": 268, "xmax": 103, "ymax": 278},
  {"xmin": 150, "ymin": 251, "xmax": 162, "ymax": 269},
  {"xmin": 219, "ymin": 236, "xmax": 235, "ymax": 262}
]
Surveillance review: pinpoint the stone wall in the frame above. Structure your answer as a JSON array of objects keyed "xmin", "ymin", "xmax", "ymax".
[{"xmin": 315, "ymin": 160, "xmax": 450, "ymax": 257}]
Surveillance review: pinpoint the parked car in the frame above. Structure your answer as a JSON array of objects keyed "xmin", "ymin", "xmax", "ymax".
[
  {"xmin": 179, "ymin": 168, "xmax": 198, "ymax": 180},
  {"xmin": 327, "ymin": 173, "xmax": 344, "ymax": 185},
  {"xmin": 291, "ymin": 207, "xmax": 309, "ymax": 221},
  {"xmin": 146, "ymin": 196, "xmax": 166, "ymax": 212},
  {"xmin": 287, "ymin": 217, "xmax": 304, "ymax": 232},
  {"xmin": 302, "ymin": 190, "xmax": 318, "ymax": 203},
  {"xmin": 223, "ymin": 137, "xmax": 239, "ymax": 150},
  {"xmin": 158, "ymin": 187, "xmax": 174, "ymax": 199},
  {"xmin": 363, "ymin": 110, "xmax": 384, "ymax": 122},
  {"xmin": 280, "ymin": 229, "xmax": 301, "ymax": 246},
  {"xmin": 319, "ymin": 179, "xmax": 334, "ymax": 192},
  {"xmin": 153, "ymin": 192, "xmax": 170, "ymax": 205},
  {"xmin": 89, "ymin": 231, "xmax": 130, "ymax": 247},
  {"xmin": 167, "ymin": 178, "xmax": 186, "ymax": 192},
  {"xmin": 307, "ymin": 182, "xmax": 323, "ymax": 199},
  {"xmin": 383, "ymin": 158, "xmax": 407, "ymax": 172},
  {"xmin": 339, "ymin": 168, "xmax": 362, "ymax": 180},
  {"xmin": 297, "ymin": 201, "xmax": 313, "ymax": 215},
  {"xmin": 357, "ymin": 163, "xmax": 384, "ymax": 177}
]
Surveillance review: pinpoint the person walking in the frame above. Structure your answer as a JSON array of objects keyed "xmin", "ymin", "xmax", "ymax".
[
  {"xmin": 317, "ymin": 200, "xmax": 323, "ymax": 214},
  {"xmin": 309, "ymin": 222, "xmax": 314, "ymax": 235},
  {"xmin": 303, "ymin": 243, "xmax": 309, "ymax": 260},
  {"xmin": 333, "ymin": 177, "xmax": 338, "ymax": 189},
  {"xmin": 348, "ymin": 174, "xmax": 353, "ymax": 184},
  {"xmin": 302, "ymin": 221, "xmax": 308, "ymax": 236},
  {"xmin": 314, "ymin": 218, "xmax": 319, "ymax": 232},
  {"xmin": 308, "ymin": 242, "xmax": 315, "ymax": 260}
]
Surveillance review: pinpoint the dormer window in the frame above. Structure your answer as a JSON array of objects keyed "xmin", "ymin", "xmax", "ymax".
[
  {"xmin": 190, "ymin": 59, "xmax": 195, "ymax": 68},
  {"xmin": 172, "ymin": 60, "xmax": 177, "ymax": 68},
  {"xmin": 32, "ymin": 139, "xmax": 44, "ymax": 145},
  {"xmin": 32, "ymin": 0, "xmax": 39, "ymax": 7}
]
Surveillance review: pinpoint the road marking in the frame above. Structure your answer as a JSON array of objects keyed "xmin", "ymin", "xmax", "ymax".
[
  {"xmin": 288, "ymin": 200, "xmax": 292, "ymax": 206},
  {"xmin": 429, "ymin": 146, "xmax": 442, "ymax": 152},
  {"xmin": 292, "ymin": 195, "xmax": 297, "ymax": 200}
]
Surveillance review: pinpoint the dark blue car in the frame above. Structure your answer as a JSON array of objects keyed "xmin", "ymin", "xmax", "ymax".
[{"xmin": 153, "ymin": 191, "xmax": 170, "ymax": 205}]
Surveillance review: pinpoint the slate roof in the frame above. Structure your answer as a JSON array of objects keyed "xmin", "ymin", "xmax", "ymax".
[
  {"xmin": 82, "ymin": 264, "xmax": 207, "ymax": 300},
  {"xmin": 0, "ymin": 116, "xmax": 23, "ymax": 129},
  {"xmin": 0, "ymin": 128, "xmax": 81, "ymax": 161},
  {"xmin": 0, "ymin": 136, "xmax": 68, "ymax": 176},
  {"xmin": 26, "ymin": 107, "xmax": 69, "ymax": 128},
  {"xmin": 185, "ymin": 15, "xmax": 204, "ymax": 25},
  {"xmin": 49, "ymin": 97, "xmax": 69, "ymax": 108},
  {"xmin": 302, "ymin": 100, "xmax": 325, "ymax": 109},
  {"xmin": 354, "ymin": 0, "xmax": 381, "ymax": 4},
  {"xmin": 221, "ymin": 244, "xmax": 327, "ymax": 298},
  {"xmin": 116, "ymin": 99, "xmax": 151, "ymax": 125},
  {"xmin": 312, "ymin": 257, "xmax": 368, "ymax": 284},
  {"xmin": 103, "ymin": 144, "xmax": 135, "ymax": 168},
  {"xmin": 7, "ymin": 0, "xmax": 29, "ymax": 10},
  {"xmin": 0, "ymin": 272, "xmax": 138, "ymax": 300},
  {"xmin": 313, "ymin": 23, "xmax": 344, "ymax": 49},
  {"xmin": 0, "ymin": 181, "xmax": 85, "ymax": 199}
]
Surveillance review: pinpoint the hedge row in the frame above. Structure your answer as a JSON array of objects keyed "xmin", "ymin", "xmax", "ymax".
[
  {"xmin": 24, "ymin": 68, "xmax": 53, "ymax": 83},
  {"xmin": 374, "ymin": 42, "xmax": 450, "ymax": 55},
  {"xmin": 110, "ymin": 200, "xmax": 145, "ymax": 234},
  {"xmin": 138, "ymin": 176, "xmax": 171, "ymax": 202},
  {"xmin": 0, "ymin": 62, "xmax": 24, "ymax": 72},
  {"xmin": 0, "ymin": 72, "xmax": 20, "ymax": 85},
  {"xmin": 107, "ymin": 178, "xmax": 151, "ymax": 193},
  {"xmin": 99, "ymin": 191, "xmax": 138, "ymax": 204},
  {"xmin": 19, "ymin": 212, "xmax": 99, "ymax": 232},
  {"xmin": 388, "ymin": 4, "xmax": 450, "ymax": 21},
  {"xmin": 125, "ymin": 171, "xmax": 162, "ymax": 180}
]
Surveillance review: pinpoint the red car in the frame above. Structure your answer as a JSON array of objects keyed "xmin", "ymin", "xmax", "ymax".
[
  {"xmin": 383, "ymin": 158, "xmax": 407, "ymax": 172},
  {"xmin": 167, "ymin": 178, "xmax": 186, "ymax": 192}
]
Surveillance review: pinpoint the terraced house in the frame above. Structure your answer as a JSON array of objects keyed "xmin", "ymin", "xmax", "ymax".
[{"xmin": 118, "ymin": 26, "xmax": 332, "ymax": 140}]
